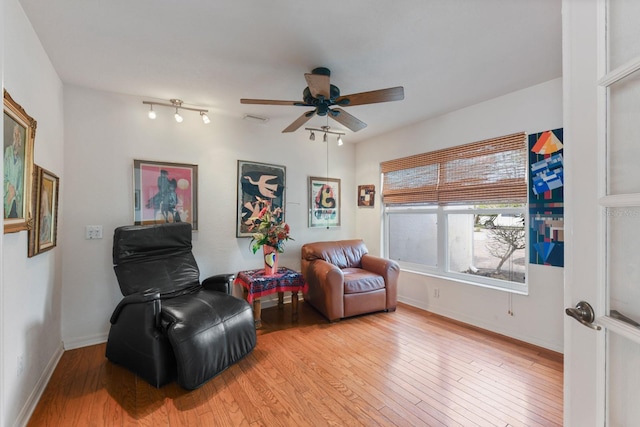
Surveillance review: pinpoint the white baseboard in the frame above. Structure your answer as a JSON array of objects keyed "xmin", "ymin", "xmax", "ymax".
[
  {"xmin": 13, "ymin": 343, "xmax": 64, "ymax": 427},
  {"xmin": 398, "ymin": 296, "xmax": 563, "ymax": 354},
  {"xmin": 63, "ymin": 332, "xmax": 108, "ymax": 350}
]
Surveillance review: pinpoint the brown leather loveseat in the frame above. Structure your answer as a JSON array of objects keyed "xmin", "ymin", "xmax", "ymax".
[{"xmin": 301, "ymin": 239, "xmax": 400, "ymax": 322}]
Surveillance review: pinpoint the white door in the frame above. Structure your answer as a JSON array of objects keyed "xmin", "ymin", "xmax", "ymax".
[{"xmin": 564, "ymin": 0, "xmax": 640, "ymax": 425}]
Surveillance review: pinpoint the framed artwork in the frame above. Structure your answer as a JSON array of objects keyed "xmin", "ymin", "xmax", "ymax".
[
  {"xmin": 237, "ymin": 160, "xmax": 286, "ymax": 237},
  {"xmin": 528, "ymin": 128, "xmax": 564, "ymax": 267},
  {"xmin": 4, "ymin": 89, "xmax": 36, "ymax": 234},
  {"xmin": 133, "ymin": 160, "xmax": 198, "ymax": 230},
  {"xmin": 28, "ymin": 165, "xmax": 59, "ymax": 257},
  {"xmin": 309, "ymin": 176, "xmax": 341, "ymax": 228},
  {"xmin": 358, "ymin": 184, "xmax": 375, "ymax": 207}
]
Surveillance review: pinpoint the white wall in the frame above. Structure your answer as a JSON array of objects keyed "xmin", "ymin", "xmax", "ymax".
[
  {"xmin": 61, "ymin": 85, "xmax": 357, "ymax": 349},
  {"xmin": 2, "ymin": 1, "xmax": 65, "ymax": 426},
  {"xmin": 355, "ymin": 78, "xmax": 565, "ymax": 352}
]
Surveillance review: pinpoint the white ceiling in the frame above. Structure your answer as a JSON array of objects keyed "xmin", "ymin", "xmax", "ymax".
[{"xmin": 18, "ymin": 0, "xmax": 562, "ymax": 143}]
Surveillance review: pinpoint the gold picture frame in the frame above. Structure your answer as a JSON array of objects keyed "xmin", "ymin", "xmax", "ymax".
[
  {"xmin": 3, "ymin": 89, "xmax": 36, "ymax": 233},
  {"xmin": 28, "ymin": 165, "xmax": 59, "ymax": 257}
]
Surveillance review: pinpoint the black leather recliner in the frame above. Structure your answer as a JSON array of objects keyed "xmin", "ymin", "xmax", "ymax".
[{"xmin": 106, "ymin": 222, "xmax": 256, "ymax": 390}]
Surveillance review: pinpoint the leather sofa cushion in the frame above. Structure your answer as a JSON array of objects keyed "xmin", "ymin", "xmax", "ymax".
[
  {"xmin": 301, "ymin": 239, "xmax": 368, "ymax": 269},
  {"xmin": 343, "ymin": 268, "xmax": 385, "ymax": 294}
]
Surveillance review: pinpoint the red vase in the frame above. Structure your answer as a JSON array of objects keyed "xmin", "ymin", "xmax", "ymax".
[{"xmin": 263, "ymin": 245, "xmax": 279, "ymax": 276}]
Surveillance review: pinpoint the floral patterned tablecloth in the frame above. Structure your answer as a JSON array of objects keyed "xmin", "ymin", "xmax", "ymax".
[{"xmin": 235, "ymin": 267, "xmax": 308, "ymax": 303}]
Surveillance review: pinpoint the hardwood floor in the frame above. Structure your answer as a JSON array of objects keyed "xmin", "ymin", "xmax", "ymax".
[{"xmin": 27, "ymin": 302, "xmax": 563, "ymax": 426}]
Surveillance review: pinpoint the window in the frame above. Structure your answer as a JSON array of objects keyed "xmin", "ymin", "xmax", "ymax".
[{"xmin": 381, "ymin": 132, "xmax": 528, "ymax": 294}]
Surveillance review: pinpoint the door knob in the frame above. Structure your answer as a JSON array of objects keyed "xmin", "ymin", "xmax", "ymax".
[{"xmin": 566, "ymin": 301, "xmax": 602, "ymax": 330}]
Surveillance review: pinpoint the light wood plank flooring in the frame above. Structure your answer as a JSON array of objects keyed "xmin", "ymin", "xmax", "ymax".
[{"xmin": 28, "ymin": 302, "xmax": 563, "ymax": 426}]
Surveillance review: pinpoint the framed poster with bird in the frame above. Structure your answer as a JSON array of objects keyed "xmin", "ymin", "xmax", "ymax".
[{"xmin": 237, "ymin": 160, "xmax": 286, "ymax": 238}]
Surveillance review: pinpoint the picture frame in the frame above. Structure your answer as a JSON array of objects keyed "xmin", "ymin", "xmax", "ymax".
[
  {"xmin": 133, "ymin": 160, "xmax": 198, "ymax": 230},
  {"xmin": 3, "ymin": 89, "xmax": 36, "ymax": 234},
  {"xmin": 309, "ymin": 176, "xmax": 341, "ymax": 228},
  {"xmin": 358, "ymin": 184, "xmax": 375, "ymax": 207},
  {"xmin": 28, "ymin": 165, "xmax": 59, "ymax": 257},
  {"xmin": 237, "ymin": 160, "xmax": 286, "ymax": 237}
]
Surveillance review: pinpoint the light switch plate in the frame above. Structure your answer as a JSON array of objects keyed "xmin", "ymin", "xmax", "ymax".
[{"xmin": 85, "ymin": 225, "xmax": 103, "ymax": 240}]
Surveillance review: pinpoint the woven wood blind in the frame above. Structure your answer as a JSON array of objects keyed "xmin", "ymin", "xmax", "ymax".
[{"xmin": 381, "ymin": 132, "xmax": 527, "ymax": 205}]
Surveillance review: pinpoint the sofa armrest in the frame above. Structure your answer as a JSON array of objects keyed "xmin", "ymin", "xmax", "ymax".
[
  {"xmin": 361, "ymin": 254, "xmax": 400, "ymax": 309},
  {"xmin": 202, "ymin": 273, "xmax": 236, "ymax": 294},
  {"xmin": 303, "ymin": 259, "xmax": 345, "ymax": 321},
  {"xmin": 110, "ymin": 289, "xmax": 161, "ymax": 325}
]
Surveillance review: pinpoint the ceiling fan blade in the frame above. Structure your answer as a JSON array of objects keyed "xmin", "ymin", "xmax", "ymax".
[
  {"xmin": 330, "ymin": 108, "xmax": 367, "ymax": 132},
  {"xmin": 282, "ymin": 111, "xmax": 315, "ymax": 133},
  {"xmin": 304, "ymin": 73, "xmax": 330, "ymax": 99},
  {"xmin": 336, "ymin": 86, "xmax": 404, "ymax": 107},
  {"xmin": 241, "ymin": 98, "xmax": 302, "ymax": 106}
]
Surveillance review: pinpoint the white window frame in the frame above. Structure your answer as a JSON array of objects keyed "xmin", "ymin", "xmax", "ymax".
[{"xmin": 384, "ymin": 203, "xmax": 529, "ymax": 295}]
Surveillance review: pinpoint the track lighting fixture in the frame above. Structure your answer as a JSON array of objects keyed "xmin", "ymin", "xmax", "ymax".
[
  {"xmin": 174, "ymin": 108, "xmax": 183, "ymax": 123},
  {"xmin": 148, "ymin": 104, "xmax": 156, "ymax": 119},
  {"xmin": 305, "ymin": 126, "xmax": 345, "ymax": 146},
  {"xmin": 142, "ymin": 99, "xmax": 210, "ymax": 124}
]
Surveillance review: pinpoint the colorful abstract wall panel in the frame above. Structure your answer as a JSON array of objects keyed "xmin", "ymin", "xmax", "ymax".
[{"xmin": 529, "ymin": 128, "xmax": 564, "ymax": 267}]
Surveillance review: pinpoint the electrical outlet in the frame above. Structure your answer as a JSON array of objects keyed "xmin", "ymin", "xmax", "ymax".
[
  {"xmin": 433, "ymin": 288, "xmax": 440, "ymax": 298},
  {"xmin": 85, "ymin": 225, "xmax": 103, "ymax": 240},
  {"xmin": 17, "ymin": 355, "xmax": 24, "ymax": 376}
]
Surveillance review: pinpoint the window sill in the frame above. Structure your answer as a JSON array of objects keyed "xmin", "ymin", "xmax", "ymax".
[{"xmin": 399, "ymin": 266, "xmax": 529, "ymax": 296}]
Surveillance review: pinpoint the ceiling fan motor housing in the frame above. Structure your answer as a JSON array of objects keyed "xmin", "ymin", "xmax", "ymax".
[{"xmin": 302, "ymin": 84, "xmax": 341, "ymax": 115}]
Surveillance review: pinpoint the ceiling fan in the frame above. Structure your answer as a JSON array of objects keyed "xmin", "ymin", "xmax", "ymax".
[{"xmin": 240, "ymin": 67, "xmax": 404, "ymax": 133}]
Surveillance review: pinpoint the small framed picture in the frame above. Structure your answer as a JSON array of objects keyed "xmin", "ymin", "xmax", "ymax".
[
  {"xmin": 28, "ymin": 165, "xmax": 59, "ymax": 257},
  {"xmin": 4, "ymin": 89, "xmax": 36, "ymax": 234},
  {"xmin": 133, "ymin": 160, "xmax": 198, "ymax": 230},
  {"xmin": 309, "ymin": 176, "xmax": 341, "ymax": 228},
  {"xmin": 358, "ymin": 185, "xmax": 375, "ymax": 207}
]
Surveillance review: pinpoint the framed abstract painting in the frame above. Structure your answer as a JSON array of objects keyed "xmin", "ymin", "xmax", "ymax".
[
  {"xmin": 309, "ymin": 176, "xmax": 341, "ymax": 228},
  {"xmin": 236, "ymin": 160, "xmax": 286, "ymax": 237},
  {"xmin": 133, "ymin": 160, "xmax": 198, "ymax": 230}
]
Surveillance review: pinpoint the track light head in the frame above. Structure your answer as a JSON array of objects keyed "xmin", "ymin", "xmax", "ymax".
[
  {"xmin": 337, "ymin": 135, "xmax": 343, "ymax": 146},
  {"xmin": 148, "ymin": 105, "xmax": 156, "ymax": 120},
  {"xmin": 309, "ymin": 131, "xmax": 315, "ymax": 141},
  {"xmin": 201, "ymin": 112, "xmax": 211, "ymax": 124},
  {"xmin": 174, "ymin": 108, "xmax": 183, "ymax": 123},
  {"xmin": 323, "ymin": 132, "xmax": 328, "ymax": 143}
]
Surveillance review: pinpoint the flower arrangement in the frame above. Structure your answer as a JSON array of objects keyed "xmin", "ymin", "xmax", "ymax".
[{"xmin": 249, "ymin": 197, "xmax": 293, "ymax": 254}]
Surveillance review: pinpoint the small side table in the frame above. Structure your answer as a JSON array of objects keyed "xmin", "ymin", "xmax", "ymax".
[{"xmin": 235, "ymin": 267, "xmax": 308, "ymax": 328}]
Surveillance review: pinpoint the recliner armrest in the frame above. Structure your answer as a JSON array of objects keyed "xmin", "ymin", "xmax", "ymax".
[
  {"xmin": 202, "ymin": 273, "xmax": 236, "ymax": 294},
  {"xmin": 110, "ymin": 290, "xmax": 160, "ymax": 325}
]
